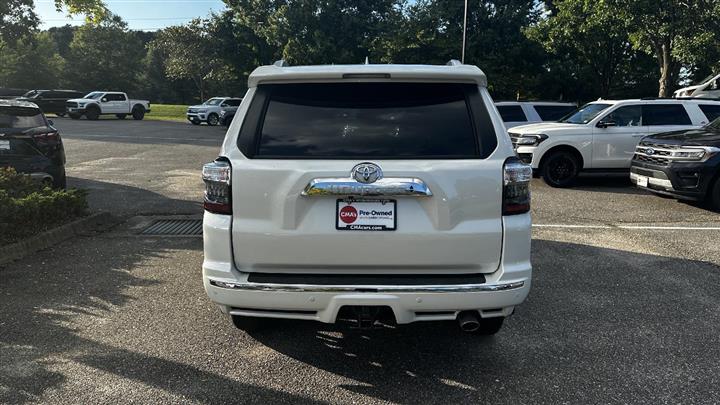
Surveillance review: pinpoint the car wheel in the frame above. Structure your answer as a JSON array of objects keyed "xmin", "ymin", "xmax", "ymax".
[
  {"xmin": 709, "ymin": 176, "xmax": 720, "ymax": 211},
  {"xmin": 231, "ymin": 315, "xmax": 265, "ymax": 332},
  {"xmin": 207, "ymin": 113, "xmax": 219, "ymax": 126},
  {"xmin": 132, "ymin": 107, "xmax": 145, "ymax": 120},
  {"xmin": 116, "ymin": 114, "xmax": 127, "ymax": 120},
  {"xmin": 541, "ymin": 151, "xmax": 580, "ymax": 188},
  {"xmin": 69, "ymin": 113, "xmax": 81, "ymax": 120},
  {"xmin": 470, "ymin": 317, "xmax": 504, "ymax": 335},
  {"xmin": 85, "ymin": 107, "xmax": 100, "ymax": 120}
]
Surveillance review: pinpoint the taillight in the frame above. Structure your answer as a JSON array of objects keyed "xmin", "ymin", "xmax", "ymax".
[
  {"xmin": 202, "ymin": 159, "xmax": 231, "ymax": 214},
  {"xmin": 33, "ymin": 131, "xmax": 60, "ymax": 145},
  {"xmin": 503, "ymin": 157, "xmax": 532, "ymax": 215}
]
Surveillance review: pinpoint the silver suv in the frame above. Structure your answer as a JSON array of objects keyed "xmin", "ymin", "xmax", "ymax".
[
  {"xmin": 187, "ymin": 97, "xmax": 242, "ymax": 126},
  {"xmin": 201, "ymin": 61, "xmax": 533, "ymax": 335}
]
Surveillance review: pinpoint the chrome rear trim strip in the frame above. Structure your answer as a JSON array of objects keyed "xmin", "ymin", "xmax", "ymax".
[
  {"xmin": 209, "ymin": 278, "xmax": 524, "ymax": 293},
  {"xmin": 302, "ymin": 177, "xmax": 432, "ymax": 197}
]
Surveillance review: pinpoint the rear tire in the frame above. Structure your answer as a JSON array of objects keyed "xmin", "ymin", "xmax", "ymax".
[
  {"xmin": 709, "ymin": 176, "xmax": 720, "ymax": 211},
  {"xmin": 471, "ymin": 317, "xmax": 504, "ymax": 335},
  {"xmin": 207, "ymin": 113, "xmax": 219, "ymax": 126},
  {"xmin": 541, "ymin": 151, "xmax": 580, "ymax": 188},
  {"xmin": 132, "ymin": 106, "xmax": 145, "ymax": 120},
  {"xmin": 231, "ymin": 315, "xmax": 265, "ymax": 332},
  {"xmin": 116, "ymin": 114, "xmax": 127, "ymax": 120},
  {"xmin": 85, "ymin": 106, "xmax": 100, "ymax": 121}
]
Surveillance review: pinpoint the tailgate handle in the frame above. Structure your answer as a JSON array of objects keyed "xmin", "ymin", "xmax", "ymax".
[{"xmin": 302, "ymin": 177, "xmax": 432, "ymax": 197}]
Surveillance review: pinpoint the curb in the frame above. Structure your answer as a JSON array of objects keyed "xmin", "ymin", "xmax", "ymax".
[{"xmin": 0, "ymin": 212, "xmax": 119, "ymax": 266}]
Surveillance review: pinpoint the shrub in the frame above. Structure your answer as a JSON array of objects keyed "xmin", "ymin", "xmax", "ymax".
[{"xmin": 0, "ymin": 168, "xmax": 88, "ymax": 245}]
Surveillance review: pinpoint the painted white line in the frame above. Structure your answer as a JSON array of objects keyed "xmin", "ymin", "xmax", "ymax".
[{"xmin": 533, "ymin": 224, "xmax": 720, "ymax": 231}]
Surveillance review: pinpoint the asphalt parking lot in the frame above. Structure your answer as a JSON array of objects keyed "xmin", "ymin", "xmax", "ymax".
[{"xmin": 1, "ymin": 118, "xmax": 719, "ymax": 404}]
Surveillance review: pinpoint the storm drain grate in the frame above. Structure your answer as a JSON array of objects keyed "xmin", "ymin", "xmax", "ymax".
[{"xmin": 140, "ymin": 219, "xmax": 203, "ymax": 236}]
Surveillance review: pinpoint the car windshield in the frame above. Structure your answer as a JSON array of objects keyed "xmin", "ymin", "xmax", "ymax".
[
  {"xmin": 694, "ymin": 74, "xmax": 718, "ymax": 85},
  {"xmin": 707, "ymin": 117, "xmax": 720, "ymax": 130},
  {"xmin": 203, "ymin": 98, "xmax": 223, "ymax": 106},
  {"xmin": 0, "ymin": 108, "xmax": 46, "ymax": 129},
  {"xmin": 84, "ymin": 92, "xmax": 104, "ymax": 99},
  {"xmin": 559, "ymin": 103, "xmax": 612, "ymax": 124}
]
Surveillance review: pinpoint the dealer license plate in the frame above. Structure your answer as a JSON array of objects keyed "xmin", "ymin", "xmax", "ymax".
[
  {"xmin": 636, "ymin": 175, "xmax": 649, "ymax": 187},
  {"xmin": 336, "ymin": 199, "xmax": 396, "ymax": 231}
]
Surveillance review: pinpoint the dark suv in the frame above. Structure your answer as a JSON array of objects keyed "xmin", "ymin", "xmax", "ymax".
[
  {"xmin": 0, "ymin": 100, "xmax": 67, "ymax": 188},
  {"xmin": 16, "ymin": 90, "xmax": 84, "ymax": 116},
  {"xmin": 631, "ymin": 115, "xmax": 720, "ymax": 209}
]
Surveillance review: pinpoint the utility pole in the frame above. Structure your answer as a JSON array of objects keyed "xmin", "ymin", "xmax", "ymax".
[{"xmin": 461, "ymin": 0, "xmax": 468, "ymax": 63}]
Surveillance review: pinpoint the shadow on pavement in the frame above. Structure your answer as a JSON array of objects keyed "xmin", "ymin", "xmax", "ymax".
[
  {"xmin": 248, "ymin": 239, "xmax": 720, "ymax": 403},
  {"xmin": 0, "ymin": 236, "xmax": 314, "ymax": 404},
  {"xmin": 68, "ymin": 177, "xmax": 202, "ymax": 216}
]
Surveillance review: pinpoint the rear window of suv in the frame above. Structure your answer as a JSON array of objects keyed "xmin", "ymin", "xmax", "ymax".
[
  {"xmin": 238, "ymin": 83, "xmax": 496, "ymax": 159},
  {"xmin": 0, "ymin": 107, "xmax": 46, "ymax": 128}
]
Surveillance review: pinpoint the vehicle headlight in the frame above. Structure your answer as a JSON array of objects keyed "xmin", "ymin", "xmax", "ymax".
[
  {"xmin": 514, "ymin": 134, "xmax": 548, "ymax": 146},
  {"xmin": 671, "ymin": 150, "xmax": 705, "ymax": 160},
  {"xmin": 78, "ymin": 103, "xmax": 86, "ymax": 108},
  {"xmin": 197, "ymin": 109, "xmax": 207, "ymax": 113},
  {"xmin": 670, "ymin": 147, "xmax": 720, "ymax": 162}
]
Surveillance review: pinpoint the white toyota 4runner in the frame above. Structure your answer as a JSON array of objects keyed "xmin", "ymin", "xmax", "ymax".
[{"xmin": 201, "ymin": 60, "xmax": 533, "ymax": 334}]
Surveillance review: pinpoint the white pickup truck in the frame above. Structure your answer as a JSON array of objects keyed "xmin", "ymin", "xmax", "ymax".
[{"xmin": 66, "ymin": 91, "xmax": 151, "ymax": 120}]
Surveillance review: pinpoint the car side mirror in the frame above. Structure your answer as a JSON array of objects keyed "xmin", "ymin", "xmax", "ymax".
[
  {"xmin": 597, "ymin": 121, "xmax": 617, "ymax": 128},
  {"xmin": 101, "ymin": 98, "xmax": 108, "ymax": 102},
  {"xmin": 221, "ymin": 103, "xmax": 228, "ymax": 107}
]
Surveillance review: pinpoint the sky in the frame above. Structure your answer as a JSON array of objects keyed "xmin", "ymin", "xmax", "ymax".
[{"xmin": 35, "ymin": 0, "xmax": 227, "ymax": 31}]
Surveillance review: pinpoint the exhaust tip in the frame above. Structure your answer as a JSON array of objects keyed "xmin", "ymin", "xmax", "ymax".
[{"xmin": 457, "ymin": 311, "xmax": 480, "ymax": 333}]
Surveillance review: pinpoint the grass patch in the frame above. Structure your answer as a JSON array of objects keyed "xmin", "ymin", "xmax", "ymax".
[
  {"xmin": 0, "ymin": 168, "xmax": 88, "ymax": 246},
  {"xmin": 145, "ymin": 104, "xmax": 189, "ymax": 122}
]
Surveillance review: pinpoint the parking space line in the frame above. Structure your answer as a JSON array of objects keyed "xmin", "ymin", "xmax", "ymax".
[{"xmin": 533, "ymin": 224, "xmax": 720, "ymax": 230}]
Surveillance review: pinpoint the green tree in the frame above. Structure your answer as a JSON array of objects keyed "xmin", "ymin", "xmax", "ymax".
[
  {"xmin": 611, "ymin": 0, "xmax": 720, "ymax": 97},
  {"xmin": 1, "ymin": 0, "xmax": 108, "ymax": 44},
  {"xmin": 526, "ymin": 0, "xmax": 657, "ymax": 100},
  {"xmin": 65, "ymin": 16, "xmax": 145, "ymax": 92},
  {"xmin": 0, "ymin": 32, "xmax": 65, "ymax": 88},
  {"xmin": 225, "ymin": 0, "xmax": 404, "ymax": 65},
  {"xmin": 149, "ymin": 19, "xmax": 230, "ymax": 101}
]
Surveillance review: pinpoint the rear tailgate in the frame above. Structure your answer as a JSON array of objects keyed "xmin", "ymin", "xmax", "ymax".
[{"xmin": 230, "ymin": 82, "xmax": 504, "ymax": 274}]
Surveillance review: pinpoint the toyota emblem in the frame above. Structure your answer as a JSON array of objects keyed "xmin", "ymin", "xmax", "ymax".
[{"xmin": 351, "ymin": 162, "xmax": 383, "ymax": 184}]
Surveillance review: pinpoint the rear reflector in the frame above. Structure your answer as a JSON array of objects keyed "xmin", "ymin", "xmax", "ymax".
[
  {"xmin": 202, "ymin": 159, "xmax": 231, "ymax": 214},
  {"xmin": 503, "ymin": 157, "xmax": 532, "ymax": 215}
]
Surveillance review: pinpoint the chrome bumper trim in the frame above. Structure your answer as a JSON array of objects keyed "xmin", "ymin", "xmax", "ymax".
[
  {"xmin": 302, "ymin": 177, "xmax": 432, "ymax": 197},
  {"xmin": 630, "ymin": 172, "xmax": 674, "ymax": 190},
  {"xmin": 209, "ymin": 278, "xmax": 524, "ymax": 293}
]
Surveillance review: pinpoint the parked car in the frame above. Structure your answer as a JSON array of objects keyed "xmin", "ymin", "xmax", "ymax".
[
  {"xmin": 0, "ymin": 88, "xmax": 28, "ymax": 100},
  {"xmin": 630, "ymin": 116, "xmax": 720, "ymax": 209},
  {"xmin": 66, "ymin": 91, "xmax": 151, "ymax": 120},
  {"xmin": 0, "ymin": 100, "xmax": 66, "ymax": 188},
  {"xmin": 219, "ymin": 104, "xmax": 240, "ymax": 127},
  {"xmin": 186, "ymin": 97, "xmax": 242, "ymax": 126},
  {"xmin": 673, "ymin": 73, "xmax": 720, "ymax": 99},
  {"xmin": 495, "ymin": 101, "xmax": 576, "ymax": 128},
  {"xmin": 16, "ymin": 90, "xmax": 84, "ymax": 116},
  {"xmin": 201, "ymin": 60, "xmax": 532, "ymax": 335},
  {"xmin": 509, "ymin": 98, "xmax": 720, "ymax": 187}
]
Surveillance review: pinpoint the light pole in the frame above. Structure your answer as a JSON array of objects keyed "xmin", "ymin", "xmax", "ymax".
[{"xmin": 461, "ymin": 0, "xmax": 468, "ymax": 63}]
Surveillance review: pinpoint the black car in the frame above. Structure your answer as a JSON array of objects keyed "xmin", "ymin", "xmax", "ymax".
[
  {"xmin": 16, "ymin": 90, "xmax": 84, "ymax": 116},
  {"xmin": 0, "ymin": 100, "xmax": 66, "ymax": 188},
  {"xmin": 630, "ymin": 116, "xmax": 720, "ymax": 209}
]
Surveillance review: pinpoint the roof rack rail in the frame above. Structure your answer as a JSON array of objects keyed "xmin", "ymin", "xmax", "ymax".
[
  {"xmin": 446, "ymin": 59, "xmax": 462, "ymax": 66},
  {"xmin": 273, "ymin": 59, "xmax": 289, "ymax": 67},
  {"xmin": 640, "ymin": 97, "xmax": 720, "ymax": 101}
]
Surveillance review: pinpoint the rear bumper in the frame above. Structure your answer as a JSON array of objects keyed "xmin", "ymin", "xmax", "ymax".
[{"xmin": 202, "ymin": 211, "xmax": 532, "ymax": 324}]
